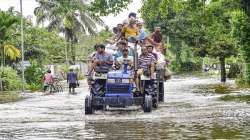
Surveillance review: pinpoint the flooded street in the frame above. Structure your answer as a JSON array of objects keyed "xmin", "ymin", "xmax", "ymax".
[{"xmin": 0, "ymin": 76, "xmax": 250, "ymax": 139}]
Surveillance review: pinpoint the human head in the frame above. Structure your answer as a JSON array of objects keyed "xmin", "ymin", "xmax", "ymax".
[
  {"xmin": 129, "ymin": 19, "xmax": 137, "ymax": 27},
  {"xmin": 96, "ymin": 44, "xmax": 105, "ymax": 54},
  {"xmin": 146, "ymin": 45, "xmax": 154, "ymax": 53},
  {"xmin": 137, "ymin": 22, "xmax": 143, "ymax": 29},
  {"xmin": 70, "ymin": 68, "xmax": 74, "ymax": 72},
  {"xmin": 155, "ymin": 27, "xmax": 161, "ymax": 33},
  {"xmin": 112, "ymin": 27, "xmax": 118, "ymax": 34},
  {"xmin": 122, "ymin": 48, "xmax": 129, "ymax": 57},
  {"xmin": 117, "ymin": 23, "xmax": 123, "ymax": 30},
  {"xmin": 47, "ymin": 69, "xmax": 51, "ymax": 73},
  {"xmin": 141, "ymin": 47, "xmax": 148, "ymax": 55},
  {"xmin": 117, "ymin": 40, "xmax": 127, "ymax": 50},
  {"xmin": 128, "ymin": 12, "xmax": 137, "ymax": 19}
]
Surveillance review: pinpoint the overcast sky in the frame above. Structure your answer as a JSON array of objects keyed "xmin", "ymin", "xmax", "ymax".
[{"xmin": 0, "ymin": 0, "xmax": 142, "ymax": 29}]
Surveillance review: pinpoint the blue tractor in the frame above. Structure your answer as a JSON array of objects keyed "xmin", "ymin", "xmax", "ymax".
[{"xmin": 85, "ymin": 43, "xmax": 165, "ymax": 114}]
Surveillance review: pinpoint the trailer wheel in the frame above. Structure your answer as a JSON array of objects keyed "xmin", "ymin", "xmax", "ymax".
[
  {"xmin": 85, "ymin": 95, "xmax": 93, "ymax": 114},
  {"xmin": 143, "ymin": 95, "xmax": 152, "ymax": 112},
  {"xmin": 158, "ymin": 82, "xmax": 164, "ymax": 102},
  {"xmin": 152, "ymin": 98, "xmax": 158, "ymax": 108}
]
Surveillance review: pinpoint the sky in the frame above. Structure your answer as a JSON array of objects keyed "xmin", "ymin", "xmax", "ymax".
[{"xmin": 0, "ymin": 0, "xmax": 142, "ymax": 29}]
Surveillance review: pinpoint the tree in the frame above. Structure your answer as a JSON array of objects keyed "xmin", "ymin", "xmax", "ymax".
[
  {"xmin": 23, "ymin": 26, "xmax": 66, "ymax": 64},
  {"xmin": 34, "ymin": 0, "xmax": 104, "ymax": 64},
  {"xmin": 140, "ymin": 0, "xmax": 240, "ymax": 82},
  {"xmin": 203, "ymin": 0, "xmax": 239, "ymax": 82},
  {"xmin": 231, "ymin": 10, "xmax": 250, "ymax": 84},
  {"xmin": 0, "ymin": 10, "xmax": 20, "ymax": 66},
  {"xmin": 89, "ymin": 0, "xmax": 132, "ymax": 16}
]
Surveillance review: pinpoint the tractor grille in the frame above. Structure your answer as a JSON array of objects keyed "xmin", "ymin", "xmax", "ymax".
[{"xmin": 107, "ymin": 84, "xmax": 130, "ymax": 94}]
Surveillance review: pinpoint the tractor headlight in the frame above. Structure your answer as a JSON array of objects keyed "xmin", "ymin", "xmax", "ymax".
[
  {"xmin": 122, "ymin": 79, "xmax": 130, "ymax": 83},
  {"xmin": 107, "ymin": 79, "xmax": 115, "ymax": 83}
]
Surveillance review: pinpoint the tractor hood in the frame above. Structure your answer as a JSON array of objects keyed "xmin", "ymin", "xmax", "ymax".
[{"xmin": 107, "ymin": 70, "xmax": 133, "ymax": 79}]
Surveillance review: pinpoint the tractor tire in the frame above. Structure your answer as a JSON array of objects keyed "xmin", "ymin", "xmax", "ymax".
[
  {"xmin": 85, "ymin": 95, "xmax": 94, "ymax": 114},
  {"xmin": 152, "ymin": 97, "xmax": 158, "ymax": 108},
  {"xmin": 143, "ymin": 95, "xmax": 152, "ymax": 112},
  {"xmin": 158, "ymin": 82, "xmax": 164, "ymax": 102}
]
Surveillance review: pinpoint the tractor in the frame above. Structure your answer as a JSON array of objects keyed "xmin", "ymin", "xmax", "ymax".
[{"xmin": 85, "ymin": 42, "xmax": 165, "ymax": 114}]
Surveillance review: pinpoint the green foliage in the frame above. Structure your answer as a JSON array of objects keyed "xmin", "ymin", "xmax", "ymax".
[
  {"xmin": 220, "ymin": 95, "xmax": 250, "ymax": 103},
  {"xmin": 23, "ymin": 27, "xmax": 65, "ymax": 63},
  {"xmin": 0, "ymin": 10, "xmax": 20, "ymax": 65},
  {"xmin": 140, "ymin": 0, "xmax": 242, "ymax": 82},
  {"xmin": 0, "ymin": 66, "xmax": 22, "ymax": 91},
  {"xmin": 0, "ymin": 92, "xmax": 21, "ymax": 104},
  {"xmin": 231, "ymin": 9, "xmax": 250, "ymax": 84},
  {"xmin": 227, "ymin": 63, "xmax": 241, "ymax": 78},
  {"xmin": 26, "ymin": 83, "xmax": 42, "ymax": 91},
  {"xmin": 77, "ymin": 30, "xmax": 113, "ymax": 60},
  {"xmin": 24, "ymin": 60, "xmax": 44, "ymax": 88},
  {"xmin": 89, "ymin": 0, "xmax": 132, "ymax": 16},
  {"xmin": 35, "ymin": 0, "xmax": 104, "ymax": 63}
]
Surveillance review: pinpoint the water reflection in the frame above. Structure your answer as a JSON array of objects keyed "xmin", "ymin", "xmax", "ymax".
[{"xmin": 85, "ymin": 120, "xmax": 250, "ymax": 139}]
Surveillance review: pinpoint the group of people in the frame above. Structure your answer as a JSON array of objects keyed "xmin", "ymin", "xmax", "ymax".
[
  {"xmin": 43, "ymin": 12, "xmax": 169, "ymax": 93},
  {"xmin": 86, "ymin": 12, "xmax": 169, "ymax": 91},
  {"xmin": 43, "ymin": 69, "xmax": 79, "ymax": 94}
]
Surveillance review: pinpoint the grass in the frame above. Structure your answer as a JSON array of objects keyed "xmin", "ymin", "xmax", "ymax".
[
  {"xmin": 220, "ymin": 95, "xmax": 250, "ymax": 103},
  {"xmin": 174, "ymin": 70, "xmax": 220, "ymax": 78},
  {"xmin": 0, "ymin": 91, "xmax": 22, "ymax": 104},
  {"xmin": 193, "ymin": 84, "xmax": 236, "ymax": 95}
]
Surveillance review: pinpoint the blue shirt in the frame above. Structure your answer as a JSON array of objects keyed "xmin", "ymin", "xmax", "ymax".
[
  {"xmin": 95, "ymin": 52, "xmax": 113, "ymax": 73},
  {"xmin": 67, "ymin": 72, "xmax": 77, "ymax": 83},
  {"xmin": 114, "ymin": 49, "xmax": 133, "ymax": 61}
]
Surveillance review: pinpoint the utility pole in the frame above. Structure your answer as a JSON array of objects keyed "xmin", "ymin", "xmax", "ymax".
[{"xmin": 20, "ymin": 0, "xmax": 25, "ymax": 92}]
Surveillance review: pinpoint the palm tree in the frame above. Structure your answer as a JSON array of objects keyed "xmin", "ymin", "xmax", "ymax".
[
  {"xmin": 34, "ymin": 0, "xmax": 104, "ymax": 64},
  {"xmin": 0, "ymin": 10, "xmax": 20, "ymax": 66}
]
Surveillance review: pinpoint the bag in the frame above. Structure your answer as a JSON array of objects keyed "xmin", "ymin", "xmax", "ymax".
[{"xmin": 164, "ymin": 67, "xmax": 171, "ymax": 80}]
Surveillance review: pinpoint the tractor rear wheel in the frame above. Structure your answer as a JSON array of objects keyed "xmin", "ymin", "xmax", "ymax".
[
  {"xmin": 85, "ymin": 95, "xmax": 94, "ymax": 114},
  {"xmin": 143, "ymin": 95, "xmax": 152, "ymax": 112}
]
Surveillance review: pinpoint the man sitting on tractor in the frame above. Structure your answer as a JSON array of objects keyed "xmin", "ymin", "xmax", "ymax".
[
  {"xmin": 87, "ymin": 44, "xmax": 113, "ymax": 75},
  {"xmin": 115, "ymin": 48, "xmax": 134, "ymax": 70},
  {"xmin": 136, "ymin": 47, "xmax": 156, "ymax": 91},
  {"xmin": 114, "ymin": 40, "xmax": 133, "ymax": 61}
]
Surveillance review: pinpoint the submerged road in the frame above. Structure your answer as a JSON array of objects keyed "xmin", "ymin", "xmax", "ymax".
[{"xmin": 0, "ymin": 76, "xmax": 250, "ymax": 139}]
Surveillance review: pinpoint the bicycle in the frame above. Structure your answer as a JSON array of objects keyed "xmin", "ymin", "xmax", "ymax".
[{"xmin": 44, "ymin": 78, "xmax": 64, "ymax": 94}]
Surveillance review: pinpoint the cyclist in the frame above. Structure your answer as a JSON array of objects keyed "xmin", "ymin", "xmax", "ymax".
[{"xmin": 43, "ymin": 70, "xmax": 53, "ymax": 92}]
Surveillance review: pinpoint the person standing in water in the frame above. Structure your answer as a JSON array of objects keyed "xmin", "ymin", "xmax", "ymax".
[{"xmin": 67, "ymin": 68, "xmax": 78, "ymax": 94}]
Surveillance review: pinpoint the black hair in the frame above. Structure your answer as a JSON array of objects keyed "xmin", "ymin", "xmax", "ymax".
[
  {"xmin": 122, "ymin": 49, "xmax": 129, "ymax": 52},
  {"xmin": 146, "ymin": 45, "xmax": 154, "ymax": 49},
  {"xmin": 47, "ymin": 70, "xmax": 51, "ymax": 73},
  {"xmin": 128, "ymin": 12, "xmax": 136, "ymax": 18},
  {"xmin": 113, "ymin": 27, "xmax": 118, "ymax": 34},
  {"xmin": 96, "ymin": 44, "xmax": 105, "ymax": 49}
]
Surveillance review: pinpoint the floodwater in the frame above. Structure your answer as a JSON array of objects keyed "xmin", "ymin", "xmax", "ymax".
[{"xmin": 0, "ymin": 76, "xmax": 250, "ymax": 140}]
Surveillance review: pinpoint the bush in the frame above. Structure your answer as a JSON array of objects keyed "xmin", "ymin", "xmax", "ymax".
[
  {"xmin": 0, "ymin": 92, "xmax": 21, "ymax": 103},
  {"xmin": 0, "ymin": 66, "xmax": 22, "ymax": 91},
  {"xmin": 227, "ymin": 63, "xmax": 241, "ymax": 78},
  {"xmin": 180, "ymin": 61, "xmax": 202, "ymax": 72},
  {"xmin": 24, "ymin": 60, "xmax": 44, "ymax": 87},
  {"xmin": 26, "ymin": 83, "xmax": 42, "ymax": 91}
]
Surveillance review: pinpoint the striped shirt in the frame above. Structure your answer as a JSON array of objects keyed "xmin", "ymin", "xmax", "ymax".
[{"xmin": 138, "ymin": 53, "xmax": 156, "ymax": 70}]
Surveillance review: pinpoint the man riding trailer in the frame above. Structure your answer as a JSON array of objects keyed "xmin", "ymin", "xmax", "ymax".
[{"xmin": 85, "ymin": 41, "xmax": 166, "ymax": 114}]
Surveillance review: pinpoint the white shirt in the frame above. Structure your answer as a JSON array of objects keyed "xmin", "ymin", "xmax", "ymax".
[{"xmin": 117, "ymin": 56, "xmax": 134, "ymax": 70}]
